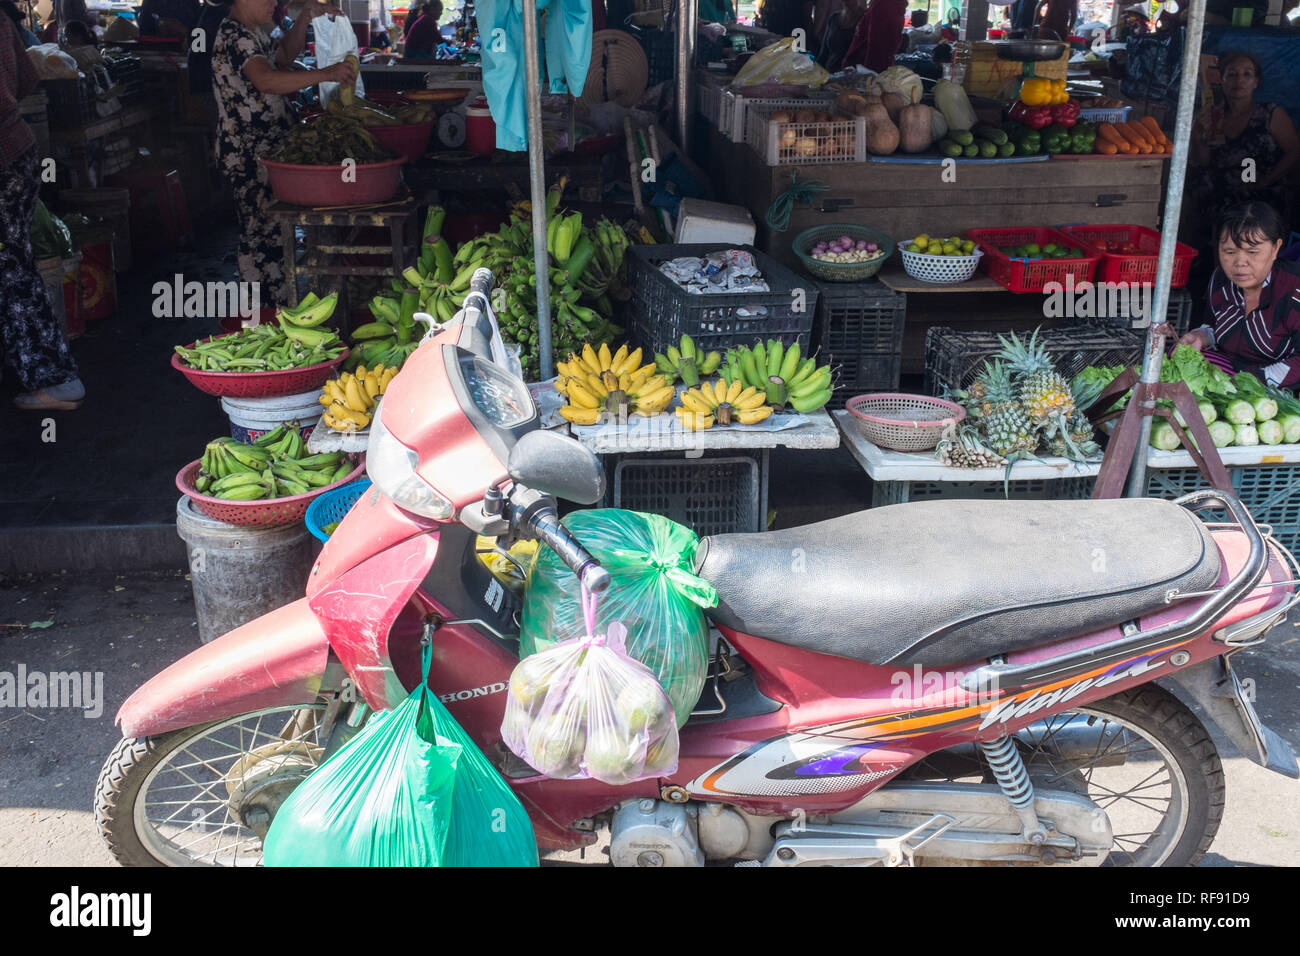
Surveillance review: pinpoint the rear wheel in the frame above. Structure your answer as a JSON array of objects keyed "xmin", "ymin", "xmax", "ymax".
[
  {"xmin": 94, "ymin": 704, "xmax": 327, "ymax": 867},
  {"xmin": 903, "ymin": 685, "xmax": 1224, "ymax": 866}
]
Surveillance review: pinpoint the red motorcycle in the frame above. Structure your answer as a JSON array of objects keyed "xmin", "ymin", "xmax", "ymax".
[{"xmin": 96, "ymin": 271, "xmax": 1299, "ymax": 867}]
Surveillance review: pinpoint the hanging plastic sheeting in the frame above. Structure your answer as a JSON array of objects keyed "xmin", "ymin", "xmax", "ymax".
[
  {"xmin": 519, "ymin": 509, "xmax": 715, "ymax": 727},
  {"xmin": 476, "ymin": 0, "xmax": 593, "ymax": 151},
  {"xmin": 263, "ymin": 647, "xmax": 460, "ymax": 867},
  {"xmin": 426, "ymin": 692, "xmax": 540, "ymax": 867}
]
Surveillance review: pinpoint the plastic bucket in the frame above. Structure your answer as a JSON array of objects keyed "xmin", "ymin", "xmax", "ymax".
[
  {"xmin": 37, "ymin": 257, "xmax": 70, "ymax": 339},
  {"xmin": 221, "ymin": 389, "xmax": 324, "ymax": 443},
  {"xmin": 465, "ymin": 97, "xmax": 495, "ymax": 155},
  {"xmin": 68, "ymin": 226, "xmax": 116, "ymax": 320},
  {"xmin": 259, "ymin": 157, "xmax": 404, "ymax": 207},
  {"xmin": 61, "ymin": 254, "xmax": 84, "ymax": 338},
  {"xmin": 176, "ymin": 496, "xmax": 317, "ymax": 644},
  {"xmin": 58, "ymin": 186, "xmax": 132, "ymax": 272}
]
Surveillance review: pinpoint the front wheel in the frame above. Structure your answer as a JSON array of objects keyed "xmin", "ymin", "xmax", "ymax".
[{"xmin": 94, "ymin": 704, "xmax": 327, "ymax": 867}]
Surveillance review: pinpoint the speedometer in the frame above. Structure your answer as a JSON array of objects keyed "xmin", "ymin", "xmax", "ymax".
[{"xmin": 457, "ymin": 352, "xmax": 533, "ymax": 427}]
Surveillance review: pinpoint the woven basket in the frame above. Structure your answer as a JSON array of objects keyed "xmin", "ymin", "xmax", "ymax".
[
  {"xmin": 794, "ymin": 224, "xmax": 893, "ymax": 282},
  {"xmin": 175, "ymin": 457, "xmax": 366, "ymax": 528},
  {"xmin": 899, "ymin": 244, "xmax": 983, "ymax": 284},
  {"xmin": 846, "ymin": 393, "xmax": 966, "ymax": 451},
  {"xmin": 304, "ymin": 478, "xmax": 372, "ymax": 541},
  {"xmin": 172, "ymin": 342, "xmax": 348, "ymax": 398}
]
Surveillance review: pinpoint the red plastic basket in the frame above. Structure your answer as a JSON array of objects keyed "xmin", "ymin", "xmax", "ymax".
[
  {"xmin": 176, "ymin": 456, "xmax": 366, "ymax": 527},
  {"xmin": 259, "ymin": 157, "xmax": 404, "ymax": 207},
  {"xmin": 1060, "ymin": 224, "xmax": 1198, "ymax": 287},
  {"xmin": 965, "ymin": 227, "xmax": 1101, "ymax": 293},
  {"xmin": 172, "ymin": 335, "xmax": 349, "ymax": 398}
]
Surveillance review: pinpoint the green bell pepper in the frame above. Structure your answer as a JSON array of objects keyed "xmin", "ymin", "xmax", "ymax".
[
  {"xmin": 1043, "ymin": 122, "xmax": 1071, "ymax": 155},
  {"xmin": 1005, "ymin": 121, "xmax": 1041, "ymax": 155},
  {"xmin": 1069, "ymin": 121, "xmax": 1097, "ymax": 154}
]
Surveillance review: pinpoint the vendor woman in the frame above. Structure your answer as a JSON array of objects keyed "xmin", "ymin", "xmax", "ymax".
[
  {"xmin": 211, "ymin": 0, "xmax": 356, "ymax": 304},
  {"xmin": 1178, "ymin": 201, "xmax": 1300, "ymax": 387}
]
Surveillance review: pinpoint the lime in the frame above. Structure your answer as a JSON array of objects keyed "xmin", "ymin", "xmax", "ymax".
[
  {"xmin": 914, "ymin": 234, "xmax": 930, "ymax": 248},
  {"xmin": 1068, "ymin": 247, "xmax": 1083, "ymax": 257},
  {"xmin": 962, "ymin": 240, "xmax": 975, "ymax": 254},
  {"xmin": 1024, "ymin": 243, "xmax": 1041, "ymax": 255}
]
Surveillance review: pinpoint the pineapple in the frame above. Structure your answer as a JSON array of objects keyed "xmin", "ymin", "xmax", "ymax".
[
  {"xmin": 968, "ymin": 360, "xmax": 1017, "ymax": 419},
  {"xmin": 981, "ymin": 402, "xmax": 1039, "ymax": 459},
  {"xmin": 997, "ymin": 330, "xmax": 1076, "ymax": 425}
]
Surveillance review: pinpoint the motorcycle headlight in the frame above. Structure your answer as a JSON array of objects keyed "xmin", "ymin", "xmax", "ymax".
[{"xmin": 366, "ymin": 404, "xmax": 454, "ymax": 520}]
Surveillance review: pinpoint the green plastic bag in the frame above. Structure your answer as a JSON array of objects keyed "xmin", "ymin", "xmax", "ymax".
[
  {"xmin": 264, "ymin": 651, "xmax": 461, "ymax": 867},
  {"xmin": 519, "ymin": 509, "xmax": 717, "ymax": 727},
  {"xmin": 427, "ymin": 692, "xmax": 539, "ymax": 867}
]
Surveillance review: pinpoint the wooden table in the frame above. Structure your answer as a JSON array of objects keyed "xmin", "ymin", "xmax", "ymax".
[
  {"xmin": 876, "ymin": 265, "xmax": 1007, "ymax": 295},
  {"xmin": 270, "ymin": 193, "xmax": 420, "ymax": 310},
  {"xmin": 735, "ymin": 151, "xmax": 1169, "ymax": 273}
]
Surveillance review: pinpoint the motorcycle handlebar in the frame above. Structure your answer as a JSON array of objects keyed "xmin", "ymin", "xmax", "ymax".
[{"xmin": 526, "ymin": 504, "xmax": 610, "ymax": 594}]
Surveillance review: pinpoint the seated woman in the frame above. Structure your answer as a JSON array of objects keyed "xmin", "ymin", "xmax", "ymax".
[
  {"xmin": 1190, "ymin": 50, "xmax": 1299, "ymax": 241},
  {"xmin": 1178, "ymin": 201, "xmax": 1300, "ymax": 388}
]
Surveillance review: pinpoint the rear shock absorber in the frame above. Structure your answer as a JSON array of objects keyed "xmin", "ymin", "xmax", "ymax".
[{"xmin": 978, "ymin": 736, "xmax": 1046, "ymax": 845}]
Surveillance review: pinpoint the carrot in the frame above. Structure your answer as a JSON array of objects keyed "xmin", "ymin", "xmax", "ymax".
[
  {"xmin": 1121, "ymin": 122, "xmax": 1155, "ymax": 148},
  {"xmin": 1099, "ymin": 122, "xmax": 1133, "ymax": 151},
  {"xmin": 1139, "ymin": 116, "xmax": 1166, "ymax": 142},
  {"xmin": 1095, "ymin": 140, "xmax": 1118, "ymax": 155}
]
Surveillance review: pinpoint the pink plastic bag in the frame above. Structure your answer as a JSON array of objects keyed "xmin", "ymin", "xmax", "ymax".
[{"xmin": 501, "ymin": 588, "xmax": 679, "ymax": 785}]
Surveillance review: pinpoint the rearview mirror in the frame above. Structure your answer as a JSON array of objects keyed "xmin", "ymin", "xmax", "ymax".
[{"xmin": 507, "ymin": 430, "xmax": 605, "ymax": 505}]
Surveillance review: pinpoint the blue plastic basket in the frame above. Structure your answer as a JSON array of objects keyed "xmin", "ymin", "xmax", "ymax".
[{"xmin": 304, "ymin": 478, "xmax": 371, "ymax": 541}]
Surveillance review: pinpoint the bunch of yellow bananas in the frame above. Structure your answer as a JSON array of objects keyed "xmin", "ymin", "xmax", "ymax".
[
  {"xmin": 555, "ymin": 342, "xmax": 674, "ymax": 425},
  {"xmin": 319, "ymin": 364, "xmax": 398, "ymax": 431},
  {"xmin": 676, "ymin": 379, "xmax": 773, "ymax": 429}
]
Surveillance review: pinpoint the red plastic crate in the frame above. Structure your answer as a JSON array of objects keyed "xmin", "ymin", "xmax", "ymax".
[
  {"xmin": 965, "ymin": 227, "xmax": 1101, "ymax": 293},
  {"xmin": 1060, "ymin": 224, "xmax": 1198, "ymax": 287}
]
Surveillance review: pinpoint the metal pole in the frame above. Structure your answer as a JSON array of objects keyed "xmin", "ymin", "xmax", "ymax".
[
  {"xmin": 1124, "ymin": 0, "xmax": 1207, "ymax": 498},
  {"xmin": 675, "ymin": 0, "xmax": 698, "ymax": 152},
  {"xmin": 521, "ymin": 0, "xmax": 554, "ymax": 378}
]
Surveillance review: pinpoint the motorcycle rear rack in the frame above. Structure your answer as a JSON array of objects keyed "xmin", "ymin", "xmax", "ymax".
[{"xmin": 960, "ymin": 490, "xmax": 1276, "ymax": 693}]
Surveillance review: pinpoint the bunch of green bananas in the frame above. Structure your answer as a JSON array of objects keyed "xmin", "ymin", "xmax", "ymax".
[
  {"xmin": 348, "ymin": 205, "xmax": 460, "ymax": 370},
  {"xmin": 718, "ymin": 339, "xmax": 834, "ymax": 413},
  {"xmin": 653, "ymin": 334, "xmax": 721, "ymax": 387},
  {"xmin": 366, "ymin": 183, "xmax": 634, "ymax": 380},
  {"xmin": 175, "ymin": 297, "xmax": 345, "ymax": 372},
  {"xmin": 195, "ymin": 427, "xmax": 354, "ymax": 500}
]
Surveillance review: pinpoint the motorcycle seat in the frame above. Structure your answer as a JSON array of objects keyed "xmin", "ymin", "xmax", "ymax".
[{"xmin": 694, "ymin": 497, "xmax": 1222, "ymax": 667}]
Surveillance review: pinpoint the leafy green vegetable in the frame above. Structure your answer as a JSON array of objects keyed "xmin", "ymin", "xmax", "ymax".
[
  {"xmin": 1258, "ymin": 419, "xmax": 1283, "ymax": 445},
  {"xmin": 1224, "ymin": 399, "xmax": 1256, "ymax": 425},
  {"xmin": 1164, "ymin": 345, "xmax": 1237, "ymax": 402},
  {"xmin": 1234, "ymin": 423, "xmax": 1259, "ymax": 446}
]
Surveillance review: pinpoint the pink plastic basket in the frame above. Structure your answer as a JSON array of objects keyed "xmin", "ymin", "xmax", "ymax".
[
  {"xmin": 172, "ymin": 338, "xmax": 349, "ymax": 398},
  {"xmin": 175, "ymin": 456, "xmax": 366, "ymax": 527},
  {"xmin": 846, "ymin": 393, "xmax": 966, "ymax": 451}
]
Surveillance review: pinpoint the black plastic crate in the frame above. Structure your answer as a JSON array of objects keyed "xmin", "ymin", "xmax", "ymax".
[
  {"xmin": 41, "ymin": 77, "xmax": 94, "ymax": 126},
  {"xmin": 813, "ymin": 279, "xmax": 906, "ymax": 409},
  {"xmin": 1076, "ymin": 286, "xmax": 1195, "ymax": 336},
  {"xmin": 628, "ymin": 243, "xmax": 817, "ymax": 357},
  {"xmin": 924, "ymin": 324, "xmax": 1145, "ymax": 397},
  {"xmin": 611, "ymin": 452, "xmax": 761, "ymax": 536},
  {"xmin": 635, "ymin": 28, "xmax": 676, "ymax": 87}
]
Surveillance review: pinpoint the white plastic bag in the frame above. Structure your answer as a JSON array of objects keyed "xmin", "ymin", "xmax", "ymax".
[
  {"xmin": 501, "ymin": 589, "xmax": 679, "ymax": 785},
  {"xmin": 312, "ymin": 14, "xmax": 365, "ymax": 106}
]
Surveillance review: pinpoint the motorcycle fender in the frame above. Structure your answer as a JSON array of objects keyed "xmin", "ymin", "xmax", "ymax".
[
  {"xmin": 117, "ymin": 598, "xmax": 331, "ymax": 739},
  {"xmin": 306, "ymin": 485, "xmax": 441, "ymax": 601},
  {"xmin": 309, "ymin": 530, "xmax": 440, "ymax": 712},
  {"xmin": 1159, "ymin": 656, "xmax": 1299, "ymax": 778}
]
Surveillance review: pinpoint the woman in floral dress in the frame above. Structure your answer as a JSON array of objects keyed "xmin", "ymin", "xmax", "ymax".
[{"xmin": 210, "ymin": 0, "xmax": 355, "ymax": 304}]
